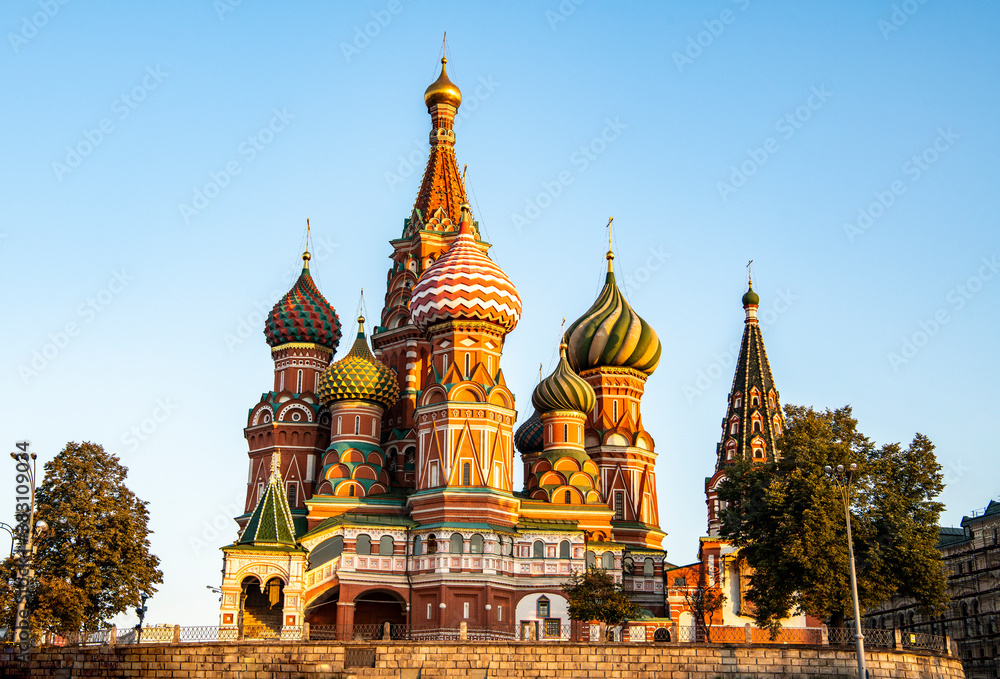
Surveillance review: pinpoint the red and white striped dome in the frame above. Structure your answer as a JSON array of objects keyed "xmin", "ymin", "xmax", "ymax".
[{"xmin": 409, "ymin": 207, "xmax": 522, "ymax": 334}]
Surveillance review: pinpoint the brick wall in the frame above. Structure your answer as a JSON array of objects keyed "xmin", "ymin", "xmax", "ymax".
[{"xmin": 0, "ymin": 641, "xmax": 966, "ymax": 678}]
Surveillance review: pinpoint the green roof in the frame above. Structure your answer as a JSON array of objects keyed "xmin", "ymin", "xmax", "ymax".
[
  {"xmin": 303, "ymin": 512, "xmax": 417, "ymax": 540},
  {"xmin": 518, "ymin": 518, "xmax": 580, "ymax": 532},
  {"xmin": 238, "ymin": 467, "xmax": 297, "ymax": 547}
]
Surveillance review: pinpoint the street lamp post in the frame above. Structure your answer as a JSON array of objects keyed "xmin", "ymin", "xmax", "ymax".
[
  {"xmin": 135, "ymin": 593, "xmax": 149, "ymax": 643},
  {"xmin": 0, "ymin": 521, "xmax": 15, "ymax": 557},
  {"xmin": 825, "ymin": 463, "xmax": 866, "ymax": 679}
]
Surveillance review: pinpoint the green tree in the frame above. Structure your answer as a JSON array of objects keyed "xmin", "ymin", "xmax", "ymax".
[
  {"xmin": 0, "ymin": 442, "xmax": 163, "ymax": 634},
  {"xmin": 718, "ymin": 405, "xmax": 947, "ymax": 633},
  {"xmin": 562, "ymin": 567, "xmax": 637, "ymax": 625}
]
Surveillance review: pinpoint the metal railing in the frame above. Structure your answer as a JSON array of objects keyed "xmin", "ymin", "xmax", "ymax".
[
  {"xmin": 28, "ymin": 622, "xmax": 951, "ymax": 653},
  {"xmin": 900, "ymin": 630, "xmax": 948, "ymax": 652}
]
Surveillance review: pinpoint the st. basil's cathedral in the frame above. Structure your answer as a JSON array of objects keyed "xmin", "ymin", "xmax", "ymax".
[{"xmin": 217, "ymin": 55, "xmax": 809, "ymax": 638}]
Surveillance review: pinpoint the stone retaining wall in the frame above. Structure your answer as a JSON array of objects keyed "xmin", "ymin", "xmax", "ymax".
[{"xmin": 0, "ymin": 641, "xmax": 966, "ymax": 678}]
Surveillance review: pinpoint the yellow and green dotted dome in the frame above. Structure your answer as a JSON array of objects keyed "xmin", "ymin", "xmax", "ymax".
[{"xmin": 318, "ymin": 317, "xmax": 400, "ymax": 410}]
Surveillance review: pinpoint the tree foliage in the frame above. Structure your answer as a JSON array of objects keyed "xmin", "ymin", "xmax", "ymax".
[
  {"xmin": 562, "ymin": 567, "xmax": 637, "ymax": 625},
  {"xmin": 0, "ymin": 442, "xmax": 162, "ymax": 633},
  {"xmin": 718, "ymin": 405, "xmax": 947, "ymax": 632}
]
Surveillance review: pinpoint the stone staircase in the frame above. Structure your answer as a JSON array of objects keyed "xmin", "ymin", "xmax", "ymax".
[{"xmin": 241, "ymin": 607, "xmax": 283, "ymax": 639}]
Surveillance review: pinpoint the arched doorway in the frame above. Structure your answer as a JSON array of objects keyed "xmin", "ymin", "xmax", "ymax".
[
  {"xmin": 304, "ymin": 585, "xmax": 340, "ymax": 627},
  {"xmin": 241, "ymin": 575, "xmax": 284, "ymax": 638},
  {"xmin": 353, "ymin": 590, "xmax": 407, "ymax": 638}
]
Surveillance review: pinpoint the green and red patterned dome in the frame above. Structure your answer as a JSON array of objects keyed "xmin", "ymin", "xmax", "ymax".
[
  {"xmin": 318, "ymin": 317, "xmax": 401, "ymax": 410},
  {"xmin": 532, "ymin": 340, "xmax": 597, "ymax": 415},
  {"xmin": 565, "ymin": 250, "xmax": 661, "ymax": 376},
  {"xmin": 264, "ymin": 253, "xmax": 342, "ymax": 351}
]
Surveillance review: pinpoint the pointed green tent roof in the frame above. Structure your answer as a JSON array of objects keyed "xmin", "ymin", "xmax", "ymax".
[{"xmin": 238, "ymin": 452, "xmax": 297, "ymax": 546}]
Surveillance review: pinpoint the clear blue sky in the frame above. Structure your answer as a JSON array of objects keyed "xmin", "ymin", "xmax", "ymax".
[{"xmin": 1, "ymin": 1, "xmax": 997, "ymax": 626}]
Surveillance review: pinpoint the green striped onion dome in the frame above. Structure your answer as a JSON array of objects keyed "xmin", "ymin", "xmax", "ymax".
[
  {"xmin": 264, "ymin": 256, "xmax": 342, "ymax": 351},
  {"xmin": 531, "ymin": 342, "xmax": 597, "ymax": 415},
  {"xmin": 318, "ymin": 318, "xmax": 400, "ymax": 410},
  {"xmin": 514, "ymin": 410, "xmax": 544, "ymax": 455},
  {"xmin": 742, "ymin": 282, "xmax": 760, "ymax": 307},
  {"xmin": 565, "ymin": 257, "xmax": 661, "ymax": 376}
]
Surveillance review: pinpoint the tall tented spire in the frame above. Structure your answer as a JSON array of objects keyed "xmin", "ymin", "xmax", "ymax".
[
  {"xmin": 716, "ymin": 281, "xmax": 781, "ymax": 470},
  {"xmin": 705, "ymin": 279, "xmax": 785, "ymax": 535},
  {"xmin": 238, "ymin": 450, "xmax": 297, "ymax": 546},
  {"xmin": 412, "ymin": 55, "xmax": 468, "ymax": 224}
]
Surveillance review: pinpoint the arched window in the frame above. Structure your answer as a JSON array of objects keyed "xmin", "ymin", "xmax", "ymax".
[
  {"xmin": 379, "ymin": 535, "xmax": 394, "ymax": 556},
  {"xmin": 450, "ymin": 533, "xmax": 464, "ymax": 554},
  {"xmin": 533, "ymin": 540, "xmax": 545, "ymax": 559},
  {"xmin": 462, "ymin": 462, "xmax": 471, "ymax": 486},
  {"xmin": 464, "ymin": 353, "xmax": 471, "ymax": 377},
  {"xmin": 470, "ymin": 534, "xmax": 484, "ymax": 554},
  {"xmin": 601, "ymin": 552, "xmax": 615, "ymax": 570},
  {"xmin": 644, "ymin": 558, "xmax": 654, "ymax": 576},
  {"xmin": 613, "ymin": 401, "xmax": 618, "ymax": 421},
  {"xmin": 586, "ymin": 551, "xmax": 596, "ymax": 568},
  {"xmin": 413, "ymin": 535, "xmax": 422, "ymax": 556},
  {"xmin": 354, "ymin": 415, "xmax": 360, "ymax": 435},
  {"xmin": 336, "ymin": 416, "xmax": 342, "ymax": 435},
  {"xmin": 296, "ymin": 369, "xmax": 303, "ymax": 393},
  {"xmin": 729, "ymin": 418, "xmax": 738, "ymax": 436},
  {"xmin": 356, "ymin": 534, "xmax": 371, "ymax": 555},
  {"xmin": 286, "ymin": 483, "xmax": 297, "ymax": 507},
  {"xmin": 559, "ymin": 540, "xmax": 571, "ymax": 559},
  {"xmin": 427, "ymin": 534, "xmax": 437, "ymax": 555},
  {"xmin": 563, "ymin": 489, "xmax": 572, "ymax": 504},
  {"xmin": 348, "ymin": 484, "xmax": 355, "ymax": 497},
  {"xmin": 563, "ymin": 423, "xmax": 568, "ymax": 441},
  {"xmin": 537, "ymin": 596, "xmax": 550, "ymax": 618}
]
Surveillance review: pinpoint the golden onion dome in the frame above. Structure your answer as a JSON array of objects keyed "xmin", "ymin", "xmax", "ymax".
[{"xmin": 424, "ymin": 57, "xmax": 462, "ymax": 109}]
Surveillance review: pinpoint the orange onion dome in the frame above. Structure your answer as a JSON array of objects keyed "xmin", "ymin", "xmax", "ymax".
[{"xmin": 408, "ymin": 206, "xmax": 522, "ymax": 333}]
